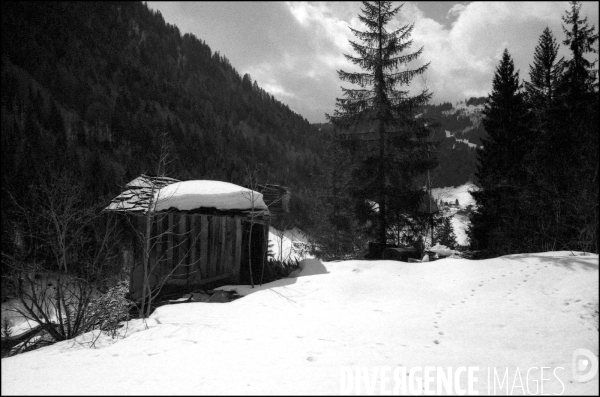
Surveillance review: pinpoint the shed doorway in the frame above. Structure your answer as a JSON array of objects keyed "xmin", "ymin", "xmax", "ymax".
[{"xmin": 239, "ymin": 222, "xmax": 268, "ymax": 285}]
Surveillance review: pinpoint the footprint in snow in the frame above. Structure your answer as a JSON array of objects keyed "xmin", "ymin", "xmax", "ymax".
[
  {"xmin": 434, "ymin": 339, "xmax": 440, "ymax": 344},
  {"xmin": 439, "ymin": 331, "xmax": 444, "ymax": 335}
]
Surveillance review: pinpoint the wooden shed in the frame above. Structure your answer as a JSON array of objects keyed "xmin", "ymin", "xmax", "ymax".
[
  {"xmin": 104, "ymin": 175, "xmax": 270, "ymax": 300},
  {"xmin": 253, "ymin": 184, "xmax": 291, "ymax": 215}
]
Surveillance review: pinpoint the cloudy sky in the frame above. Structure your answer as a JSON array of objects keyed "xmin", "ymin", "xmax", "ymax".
[{"xmin": 147, "ymin": 1, "xmax": 599, "ymax": 123}]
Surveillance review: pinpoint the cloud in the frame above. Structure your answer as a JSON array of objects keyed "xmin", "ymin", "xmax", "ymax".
[
  {"xmin": 399, "ymin": 1, "xmax": 598, "ymax": 105},
  {"xmin": 149, "ymin": 1, "xmax": 599, "ymax": 123},
  {"xmin": 447, "ymin": 4, "xmax": 466, "ymax": 19}
]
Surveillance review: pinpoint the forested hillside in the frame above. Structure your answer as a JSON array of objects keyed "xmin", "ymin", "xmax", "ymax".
[
  {"xmin": 1, "ymin": 1, "xmax": 327, "ymax": 227},
  {"xmin": 421, "ymin": 98, "xmax": 486, "ymax": 188},
  {"xmin": 314, "ymin": 97, "xmax": 487, "ymax": 189}
]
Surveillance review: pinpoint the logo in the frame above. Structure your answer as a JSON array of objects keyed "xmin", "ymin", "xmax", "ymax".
[{"xmin": 572, "ymin": 348, "xmax": 598, "ymax": 383}]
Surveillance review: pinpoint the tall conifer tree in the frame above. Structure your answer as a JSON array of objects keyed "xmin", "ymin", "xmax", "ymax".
[
  {"xmin": 327, "ymin": 1, "xmax": 434, "ymax": 247},
  {"xmin": 525, "ymin": 27, "xmax": 563, "ymax": 116},
  {"xmin": 470, "ymin": 49, "xmax": 530, "ymax": 255},
  {"xmin": 548, "ymin": 0, "xmax": 599, "ymax": 252},
  {"xmin": 560, "ymin": 0, "xmax": 599, "ymax": 97}
]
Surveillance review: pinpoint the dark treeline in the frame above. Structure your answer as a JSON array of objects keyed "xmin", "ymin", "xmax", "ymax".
[
  {"xmin": 318, "ymin": 99, "xmax": 486, "ymax": 190},
  {"xmin": 1, "ymin": 1, "xmax": 327, "ymax": 234},
  {"xmin": 470, "ymin": 1, "xmax": 599, "ymax": 257}
]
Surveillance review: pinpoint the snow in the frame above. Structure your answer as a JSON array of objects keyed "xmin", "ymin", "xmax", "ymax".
[
  {"xmin": 154, "ymin": 180, "xmax": 268, "ymax": 212},
  {"xmin": 451, "ymin": 212, "xmax": 471, "ymax": 246},
  {"xmin": 286, "ymin": 258, "xmax": 328, "ymax": 278},
  {"xmin": 432, "ymin": 182, "xmax": 479, "ymax": 246},
  {"xmin": 268, "ymin": 226, "xmax": 313, "ymax": 262},
  {"xmin": 104, "ymin": 177, "xmax": 268, "ymax": 214},
  {"xmin": 444, "ymin": 130, "xmax": 480, "ymax": 149},
  {"xmin": 2, "ymin": 252, "xmax": 598, "ymax": 395},
  {"xmin": 455, "ymin": 137, "xmax": 479, "ymax": 149},
  {"xmin": 429, "ymin": 243, "xmax": 455, "ymax": 257}
]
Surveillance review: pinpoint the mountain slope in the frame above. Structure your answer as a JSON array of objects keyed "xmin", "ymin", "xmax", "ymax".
[
  {"xmin": 1, "ymin": 1, "xmax": 327, "ymax": 228},
  {"xmin": 421, "ymin": 98, "xmax": 487, "ymax": 188}
]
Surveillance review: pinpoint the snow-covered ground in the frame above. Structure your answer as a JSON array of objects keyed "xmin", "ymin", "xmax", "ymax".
[
  {"xmin": 2, "ymin": 252, "xmax": 598, "ymax": 395},
  {"xmin": 268, "ymin": 226, "xmax": 313, "ymax": 263},
  {"xmin": 431, "ymin": 182, "xmax": 479, "ymax": 246},
  {"xmin": 432, "ymin": 182, "xmax": 478, "ymax": 209}
]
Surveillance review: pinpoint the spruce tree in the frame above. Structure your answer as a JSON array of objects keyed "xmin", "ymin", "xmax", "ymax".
[
  {"xmin": 326, "ymin": 1, "xmax": 434, "ymax": 248},
  {"xmin": 436, "ymin": 216, "xmax": 457, "ymax": 249},
  {"xmin": 560, "ymin": 1, "xmax": 599, "ymax": 97},
  {"xmin": 308, "ymin": 132, "xmax": 364, "ymax": 259},
  {"xmin": 470, "ymin": 49, "xmax": 531, "ymax": 256},
  {"xmin": 525, "ymin": 27, "xmax": 563, "ymax": 117},
  {"xmin": 544, "ymin": 0, "xmax": 599, "ymax": 252}
]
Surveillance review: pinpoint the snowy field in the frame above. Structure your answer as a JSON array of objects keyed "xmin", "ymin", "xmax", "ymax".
[{"xmin": 2, "ymin": 251, "xmax": 598, "ymax": 395}]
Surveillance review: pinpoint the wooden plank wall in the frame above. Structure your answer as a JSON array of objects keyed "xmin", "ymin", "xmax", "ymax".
[{"xmin": 133, "ymin": 214, "xmax": 245, "ymax": 291}]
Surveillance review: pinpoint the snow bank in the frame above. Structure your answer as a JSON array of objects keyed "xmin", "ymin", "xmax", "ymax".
[
  {"xmin": 154, "ymin": 180, "xmax": 268, "ymax": 212},
  {"xmin": 2, "ymin": 251, "xmax": 598, "ymax": 395},
  {"xmin": 268, "ymin": 226, "xmax": 312, "ymax": 262},
  {"xmin": 429, "ymin": 243, "xmax": 455, "ymax": 257},
  {"xmin": 287, "ymin": 258, "xmax": 328, "ymax": 278}
]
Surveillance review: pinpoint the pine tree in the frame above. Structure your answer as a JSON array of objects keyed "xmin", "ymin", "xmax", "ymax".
[
  {"xmin": 521, "ymin": 5, "xmax": 598, "ymax": 253},
  {"xmin": 560, "ymin": 1, "xmax": 599, "ymax": 97},
  {"xmin": 525, "ymin": 27, "xmax": 563, "ymax": 116},
  {"xmin": 307, "ymin": 132, "xmax": 364, "ymax": 259},
  {"xmin": 436, "ymin": 216, "xmax": 457, "ymax": 249},
  {"xmin": 542, "ymin": 0, "xmax": 599, "ymax": 253},
  {"xmin": 326, "ymin": 1, "xmax": 434, "ymax": 248},
  {"xmin": 470, "ymin": 49, "xmax": 531, "ymax": 256}
]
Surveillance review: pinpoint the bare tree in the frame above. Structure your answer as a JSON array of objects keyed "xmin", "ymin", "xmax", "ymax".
[
  {"xmin": 241, "ymin": 165, "xmax": 263, "ymax": 288},
  {"xmin": 1, "ymin": 171, "xmax": 127, "ymax": 356},
  {"xmin": 117, "ymin": 132, "xmax": 206, "ymax": 318}
]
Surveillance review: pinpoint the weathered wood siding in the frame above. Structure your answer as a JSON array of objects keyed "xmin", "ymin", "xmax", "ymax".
[{"xmin": 129, "ymin": 213, "xmax": 246, "ymax": 299}]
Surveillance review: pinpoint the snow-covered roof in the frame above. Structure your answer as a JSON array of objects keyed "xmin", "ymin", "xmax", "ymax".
[{"xmin": 104, "ymin": 175, "xmax": 269, "ymax": 215}]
